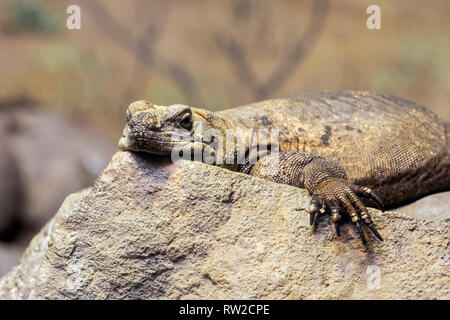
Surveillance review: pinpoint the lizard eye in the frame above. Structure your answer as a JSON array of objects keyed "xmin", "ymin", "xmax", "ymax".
[{"xmin": 179, "ymin": 113, "xmax": 193, "ymax": 130}]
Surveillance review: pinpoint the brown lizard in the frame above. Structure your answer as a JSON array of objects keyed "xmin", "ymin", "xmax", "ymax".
[{"xmin": 118, "ymin": 90, "xmax": 450, "ymax": 244}]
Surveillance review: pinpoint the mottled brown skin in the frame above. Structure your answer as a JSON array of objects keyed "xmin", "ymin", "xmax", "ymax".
[{"xmin": 118, "ymin": 90, "xmax": 450, "ymax": 244}]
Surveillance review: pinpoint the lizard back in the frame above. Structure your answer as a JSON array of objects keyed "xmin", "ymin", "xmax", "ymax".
[{"xmin": 217, "ymin": 90, "xmax": 449, "ymax": 205}]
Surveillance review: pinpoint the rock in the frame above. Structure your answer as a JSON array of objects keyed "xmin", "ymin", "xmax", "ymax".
[
  {"xmin": 0, "ymin": 242, "xmax": 23, "ymax": 277},
  {"xmin": 0, "ymin": 151, "xmax": 448, "ymax": 299},
  {"xmin": 392, "ymin": 192, "xmax": 450, "ymax": 222},
  {"xmin": 0, "ymin": 108, "xmax": 116, "ymax": 230}
]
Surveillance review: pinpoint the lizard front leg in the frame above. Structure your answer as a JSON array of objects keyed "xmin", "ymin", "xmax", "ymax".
[{"xmin": 246, "ymin": 152, "xmax": 384, "ymax": 244}]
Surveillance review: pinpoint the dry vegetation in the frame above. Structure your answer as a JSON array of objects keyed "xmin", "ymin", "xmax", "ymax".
[{"xmin": 0, "ymin": 0, "xmax": 449, "ymax": 136}]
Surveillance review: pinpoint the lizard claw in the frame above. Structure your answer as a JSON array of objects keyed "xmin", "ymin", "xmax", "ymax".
[
  {"xmin": 307, "ymin": 197, "xmax": 326, "ymax": 225},
  {"xmin": 351, "ymin": 185, "xmax": 385, "ymax": 212},
  {"xmin": 368, "ymin": 191, "xmax": 385, "ymax": 213},
  {"xmin": 355, "ymin": 221, "xmax": 366, "ymax": 245},
  {"xmin": 367, "ymin": 223, "xmax": 383, "ymax": 241},
  {"xmin": 309, "ymin": 212, "xmax": 316, "ymax": 226},
  {"xmin": 334, "ymin": 222, "xmax": 340, "ymax": 237},
  {"xmin": 308, "ymin": 178, "xmax": 384, "ymax": 245},
  {"xmin": 331, "ymin": 207, "xmax": 341, "ymax": 237}
]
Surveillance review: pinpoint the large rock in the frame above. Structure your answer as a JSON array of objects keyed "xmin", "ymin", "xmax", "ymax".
[
  {"xmin": 392, "ymin": 192, "xmax": 450, "ymax": 222},
  {"xmin": 0, "ymin": 242, "xmax": 22, "ymax": 277},
  {"xmin": 0, "ymin": 152, "xmax": 448, "ymax": 299}
]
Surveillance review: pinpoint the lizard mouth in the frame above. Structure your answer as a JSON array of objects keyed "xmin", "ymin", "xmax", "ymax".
[
  {"xmin": 118, "ymin": 129, "xmax": 217, "ymax": 164},
  {"xmin": 118, "ymin": 126, "xmax": 194, "ymax": 155}
]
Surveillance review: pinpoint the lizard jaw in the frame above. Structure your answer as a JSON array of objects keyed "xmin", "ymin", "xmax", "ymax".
[
  {"xmin": 118, "ymin": 134, "xmax": 175, "ymax": 155},
  {"xmin": 118, "ymin": 125, "xmax": 194, "ymax": 155},
  {"xmin": 118, "ymin": 127, "xmax": 173, "ymax": 154}
]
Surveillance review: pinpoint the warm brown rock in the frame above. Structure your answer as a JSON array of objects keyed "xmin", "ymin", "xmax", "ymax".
[{"xmin": 0, "ymin": 151, "xmax": 448, "ymax": 299}]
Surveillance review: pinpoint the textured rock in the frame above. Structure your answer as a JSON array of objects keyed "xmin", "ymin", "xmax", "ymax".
[
  {"xmin": 392, "ymin": 192, "xmax": 450, "ymax": 222},
  {"xmin": 0, "ymin": 242, "xmax": 22, "ymax": 277},
  {"xmin": 0, "ymin": 151, "xmax": 448, "ymax": 299}
]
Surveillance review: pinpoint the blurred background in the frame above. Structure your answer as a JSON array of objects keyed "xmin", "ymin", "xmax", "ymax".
[{"xmin": 0, "ymin": 0, "xmax": 449, "ymax": 276}]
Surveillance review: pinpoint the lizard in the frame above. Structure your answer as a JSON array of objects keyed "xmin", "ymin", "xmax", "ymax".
[{"xmin": 118, "ymin": 90, "xmax": 450, "ymax": 245}]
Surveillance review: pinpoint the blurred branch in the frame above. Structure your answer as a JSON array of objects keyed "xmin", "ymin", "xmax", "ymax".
[
  {"xmin": 216, "ymin": 0, "xmax": 330, "ymax": 100},
  {"xmin": 0, "ymin": 96, "xmax": 36, "ymax": 110},
  {"xmin": 82, "ymin": 0, "xmax": 199, "ymax": 103},
  {"xmin": 215, "ymin": 34, "xmax": 259, "ymax": 94},
  {"xmin": 123, "ymin": 0, "xmax": 168, "ymax": 101}
]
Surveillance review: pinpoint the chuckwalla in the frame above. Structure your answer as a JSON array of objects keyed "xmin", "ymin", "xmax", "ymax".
[{"xmin": 118, "ymin": 90, "xmax": 450, "ymax": 244}]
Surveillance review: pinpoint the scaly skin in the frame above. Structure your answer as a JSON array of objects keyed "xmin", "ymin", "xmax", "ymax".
[{"xmin": 118, "ymin": 90, "xmax": 450, "ymax": 244}]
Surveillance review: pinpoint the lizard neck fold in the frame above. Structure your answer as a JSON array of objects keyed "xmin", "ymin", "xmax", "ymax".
[{"xmin": 191, "ymin": 107, "xmax": 249, "ymax": 170}]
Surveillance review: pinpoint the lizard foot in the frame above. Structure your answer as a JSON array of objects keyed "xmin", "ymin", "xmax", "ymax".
[{"xmin": 307, "ymin": 178, "xmax": 384, "ymax": 244}]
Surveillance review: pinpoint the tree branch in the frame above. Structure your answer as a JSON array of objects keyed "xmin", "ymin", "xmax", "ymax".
[
  {"xmin": 82, "ymin": 0, "xmax": 199, "ymax": 103},
  {"xmin": 216, "ymin": 0, "xmax": 330, "ymax": 100},
  {"xmin": 260, "ymin": 0, "xmax": 330, "ymax": 96}
]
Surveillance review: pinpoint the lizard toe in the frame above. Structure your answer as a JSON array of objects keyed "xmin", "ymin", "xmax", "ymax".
[
  {"xmin": 349, "ymin": 183, "xmax": 385, "ymax": 212},
  {"xmin": 329, "ymin": 200, "xmax": 342, "ymax": 237},
  {"xmin": 311, "ymin": 178, "xmax": 383, "ymax": 244},
  {"xmin": 307, "ymin": 196, "xmax": 326, "ymax": 226}
]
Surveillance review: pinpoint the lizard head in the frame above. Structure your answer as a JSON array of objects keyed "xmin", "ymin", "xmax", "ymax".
[{"xmin": 118, "ymin": 100, "xmax": 219, "ymax": 157}]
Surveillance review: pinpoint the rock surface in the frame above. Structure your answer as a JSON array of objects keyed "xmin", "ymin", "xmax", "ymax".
[
  {"xmin": 0, "ymin": 151, "xmax": 448, "ymax": 299},
  {"xmin": 392, "ymin": 191, "xmax": 450, "ymax": 222},
  {"xmin": 0, "ymin": 243, "xmax": 22, "ymax": 277}
]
